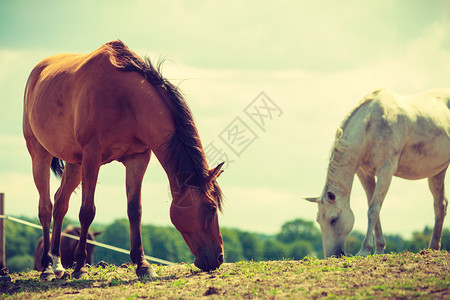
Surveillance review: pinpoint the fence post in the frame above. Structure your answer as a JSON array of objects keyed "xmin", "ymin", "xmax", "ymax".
[
  {"xmin": 0, "ymin": 193, "xmax": 4, "ymax": 270},
  {"xmin": 0, "ymin": 192, "xmax": 10, "ymax": 281}
]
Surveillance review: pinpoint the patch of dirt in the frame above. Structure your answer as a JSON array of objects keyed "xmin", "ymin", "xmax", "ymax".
[{"xmin": 204, "ymin": 286, "xmax": 221, "ymax": 296}]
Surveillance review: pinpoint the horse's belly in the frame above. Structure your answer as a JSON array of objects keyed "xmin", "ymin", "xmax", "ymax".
[
  {"xmin": 29, "ymin": 113, "xmax": 82, "ymax": 163},
  {"xmin": 395, "ymin": 138, "xmax": 450, "ymax": 179},
  {"xmin": 34, "ymin": 132, "xmax": 82, "ymax": 164},
  {"xmin": 395, "ymin": 162, "xmax": 449, "ymax": 179}
]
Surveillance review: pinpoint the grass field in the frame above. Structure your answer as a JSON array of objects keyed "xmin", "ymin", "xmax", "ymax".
[{"xmin": 1, "ymin": 250, "xmax": 449, "ymax": 299}]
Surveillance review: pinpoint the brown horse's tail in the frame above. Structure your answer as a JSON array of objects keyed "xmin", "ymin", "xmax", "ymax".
[{"xmin": 51, "ymin": 157, "xmax": 65, "ymax": 178}]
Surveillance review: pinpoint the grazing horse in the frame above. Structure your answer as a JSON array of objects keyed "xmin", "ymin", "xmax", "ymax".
[
  {"xmin": 34, "ymin": 226, "xmax": 101, "ymax": 271},
  {"xmin": 306, "ymin": 89, "xmax": 450, "ymax": 258},
  {"xmin": 23, "ymin": 40, "xmax": 225, "ymax": 280}
]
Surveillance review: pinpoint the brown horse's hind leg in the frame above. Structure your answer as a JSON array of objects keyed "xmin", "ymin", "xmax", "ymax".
[
  {"xmin": 72, "ymin": 149, "xmax": 101, "ymax": 279},
  {"xmin": 51, "ymin": 163, "xmax": 82, "ymax": 278},
  {"xmin": 26, "ymin": 139, "xmax": 54, "ymax": 280},
  {"xmin": 122, "ymin": 150, "xmax": 157, "ymax": 280},
  {"xmin": 428, "ymin": 167, "xmax": 448, "ymax": 250}
]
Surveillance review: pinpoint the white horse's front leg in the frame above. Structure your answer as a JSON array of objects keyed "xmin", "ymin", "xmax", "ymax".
[
  {"xmin": 357, "ymin": 171, "xmax": 385, "ymax": 255},
  {"xmin": 373, "ymin": 221, "xmax": 385, "ymax": 254},
  {"xmin": 358, "ymin": 162, "xmax": 394, "ymax": 256}
]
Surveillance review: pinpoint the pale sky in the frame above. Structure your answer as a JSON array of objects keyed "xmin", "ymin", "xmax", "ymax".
[{"xmin": 0, "ymin": 0, "xmax": 449, "ymax": 238}]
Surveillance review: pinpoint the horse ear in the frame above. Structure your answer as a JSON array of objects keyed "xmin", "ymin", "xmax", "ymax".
[
  {"xmin": 94, "ymin": 231, "xmax": 103, "ymax": 237},
  {"xmin": 207, "ymin": 162, "xmax": 225, "ymax": 182},
  {"xmin": 304, "ymin": 197, "xmax": 321, "ymax": 203}
]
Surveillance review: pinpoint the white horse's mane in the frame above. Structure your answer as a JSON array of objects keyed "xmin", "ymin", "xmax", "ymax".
[
  {"xmin": 325, "ymin": 90, "xmax": 381, "ymax": 198},
  {"xmin": 326, "ymin": 130, "xmax": 355, "ymax": 196}
]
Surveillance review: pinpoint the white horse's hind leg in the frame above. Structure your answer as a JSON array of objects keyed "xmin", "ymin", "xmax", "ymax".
[
  {"xmin": 357, "ymin": 171, "xmax": 385, "ymax": 255},
  {"xmin": 358, "ymin": 161, "xmax": 395, "ymax": 256},
  {"xmin": 428, "ymin": 167, "xmax": 448, "ymax": 250}
]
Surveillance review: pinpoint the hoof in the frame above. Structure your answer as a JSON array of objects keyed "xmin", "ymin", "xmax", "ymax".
[
  {"xmin": 54, "ymin": 270, "xmax": 65, "ymax": 279},
  {"xmin": 60, "ymin": 271, "xmax": 71, "ymax": 280},
  {"xmin": 72, "ymin": 267, "xmax": 88, "ymax": 279},
  {"xmin": 40, "ymin": 267, "xmax": 56, "ymax": 281},
  {"xmin": 136, "ymin": 266, "xmax": 158, "ymax": 281},
  {"xmin": 356, "ymin": 250, "xmax": 371, "ymax": 257}
]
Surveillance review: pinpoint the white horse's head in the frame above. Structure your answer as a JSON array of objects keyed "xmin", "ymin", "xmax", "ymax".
[{"xmin": 305, "ymin": 190, "xmax": 354, "ymax": 258}]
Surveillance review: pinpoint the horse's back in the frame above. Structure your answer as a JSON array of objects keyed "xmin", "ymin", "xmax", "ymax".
[
  {"xmin": 366, "ymin": 88, "xmax": 450, "ymax": 135},
  {"xmin": 23, "ymin": 46, "xmax": 111, "ymax": 155},
  {"xmin": 406, "ymin": 88, "xmax": 450, "ymax": 117},
  {"xmin": 24, "ymin": 45, "xmax": 115, "ymax": 114},
  {"xmin": 361, "ymin": 89, "xmax": 450, "ymax": 179},
  {"xmin": 23, "ymin": 42, "xmax": 155, "ymax": 163}
]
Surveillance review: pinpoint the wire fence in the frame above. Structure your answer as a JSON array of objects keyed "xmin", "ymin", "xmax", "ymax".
[{"xmin": 0, "ymin": 214, "xmax": 174, "ymax": 266}]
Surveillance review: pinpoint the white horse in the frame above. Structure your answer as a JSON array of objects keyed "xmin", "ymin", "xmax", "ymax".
[{"xmin": 306, "ymin": 88, "xmax": 450, "ymax": 258}]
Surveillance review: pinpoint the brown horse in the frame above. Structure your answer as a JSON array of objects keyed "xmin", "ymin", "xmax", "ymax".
[
  {"xmin": 34, "ymin": 226, "xmax": 101, "ymax": 271},
  {"xmin": 23, "ymin": 40, "xmax": 225, "ymax": 280}
]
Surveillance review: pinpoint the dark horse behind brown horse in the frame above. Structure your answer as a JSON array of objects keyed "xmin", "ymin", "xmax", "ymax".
[
  {"xmin": 34, "ymin": 226, "xmax": 101, "ymax": 271},
  {"xmin": 23, "ymin": 40, "xmax": 225, "ymax": 280}
]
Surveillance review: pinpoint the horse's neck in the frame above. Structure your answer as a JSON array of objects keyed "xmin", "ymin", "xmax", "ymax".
[
  {"xmin": 133, "ymin": 82, "xmax": 207, "ymax": 205},
  {"xmin": 152, "ymin": 136, "xmax": 207, "ymax": 206},
  {"xmin": 325, "ymin": 139, "xmax": 360, "ymax": 202},
  {"xmin": 325, "ymin": 99, "xmax": 371, "ymax": 201}
]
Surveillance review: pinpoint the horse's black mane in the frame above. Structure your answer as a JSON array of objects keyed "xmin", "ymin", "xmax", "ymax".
[{"xmin": 106, "ymin": 40, "xmax": 222, "ymax": 209}]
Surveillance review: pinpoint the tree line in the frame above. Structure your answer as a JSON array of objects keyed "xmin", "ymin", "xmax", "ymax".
[{"xmin": 4, "ymin": 216, "xmax": 450, "ymax": 273}]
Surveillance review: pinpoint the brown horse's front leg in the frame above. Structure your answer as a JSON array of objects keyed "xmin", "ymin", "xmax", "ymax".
[
  {"xmin": 128, "ymin": 211, "xmax": 157, "ymax": 280},
  {"xmin": 123, "ymin": 150, "xmax": 157, "ymax": 280},
  {"xmin": 72, "ymin": 150, "xmax": 100, "ymax": 279}
]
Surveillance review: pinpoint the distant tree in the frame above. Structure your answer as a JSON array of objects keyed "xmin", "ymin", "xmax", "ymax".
[
  {"xmin": 94, "ymin": 219, "xmax": 131, "ymax": 265},
  {"xmin": 346, "ymin": 231, "xmax": 364, "ymax": 256},
  {"xmin": 101, "ymin": 219, "xmax": 131, "ymax": 247},
  {"xmin": 222, "ymin": 228, "xmax": 244, "ymax": 262},
  {"xmin": 7, "ymin": 254, "xmax": 34, "ymax": 273},
  {"xmin": 407, "ymin": 227, "xmax": 432, "ymax": 252},
  {"xmin": 94, "ymin": 220, "xmax": 194, "ymax": 265},
  {"xmin": 288, "ymin": 240, "xmax": 313, "ymax": 260},
  {"xmin": 236, "ymin": 230, "xmax": 263, "ymax": 261},
  {"xmin": 5, "ymin": 217, "xmax": 41, "ymax": 261},
  {"xmin": 347, "ymin": 231, "xmax": 409, "ymax": 255},
  {"xmin": 441, "ymin": 228, "xmax": 450, "ymax": 251},
  {"xmin": 276, "ymin": 219, "xmax": 321, "ymax": 246},
  {"xmin": 144, "ymin": 225, "xmax": 192, "ymax": 262},
  {"xmin": 405, "ymin": 226, "xmax": 450, "ymax": 253},
  {"xmin": 384, "ymin": 234, "xmax": 406, "ymax": 253},
  {"xmin": 263, "ymin": 239, "xmax": 288, "ymax": 260}
]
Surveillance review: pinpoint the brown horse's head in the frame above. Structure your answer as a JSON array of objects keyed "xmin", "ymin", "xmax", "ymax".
[{"xmin": 169, "ymin": 163, "xmax": 224, "ymax": 271}]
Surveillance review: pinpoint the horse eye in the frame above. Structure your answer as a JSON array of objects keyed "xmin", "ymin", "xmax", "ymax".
[
  {"xmin": 330, "ymin": 217, "xmax": 338, "ymax": 226},
  {"xmin": 206, "ymin": 204, "xmax": 217, "ymax": 214}
]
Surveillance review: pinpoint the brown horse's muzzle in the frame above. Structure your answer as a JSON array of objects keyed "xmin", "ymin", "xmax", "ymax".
[{"xmin": 194, "ymin": 248, "xmax": 224, "ymax": 271}]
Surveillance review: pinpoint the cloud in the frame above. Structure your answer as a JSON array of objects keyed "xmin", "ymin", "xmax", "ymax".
[
  {"xmin": 2, "ymin": 1, "xmax": 448, "ymax": 71},
  {"xmin": 0, "ymin": 50, "xmax": 22, "ymax": 81}
]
